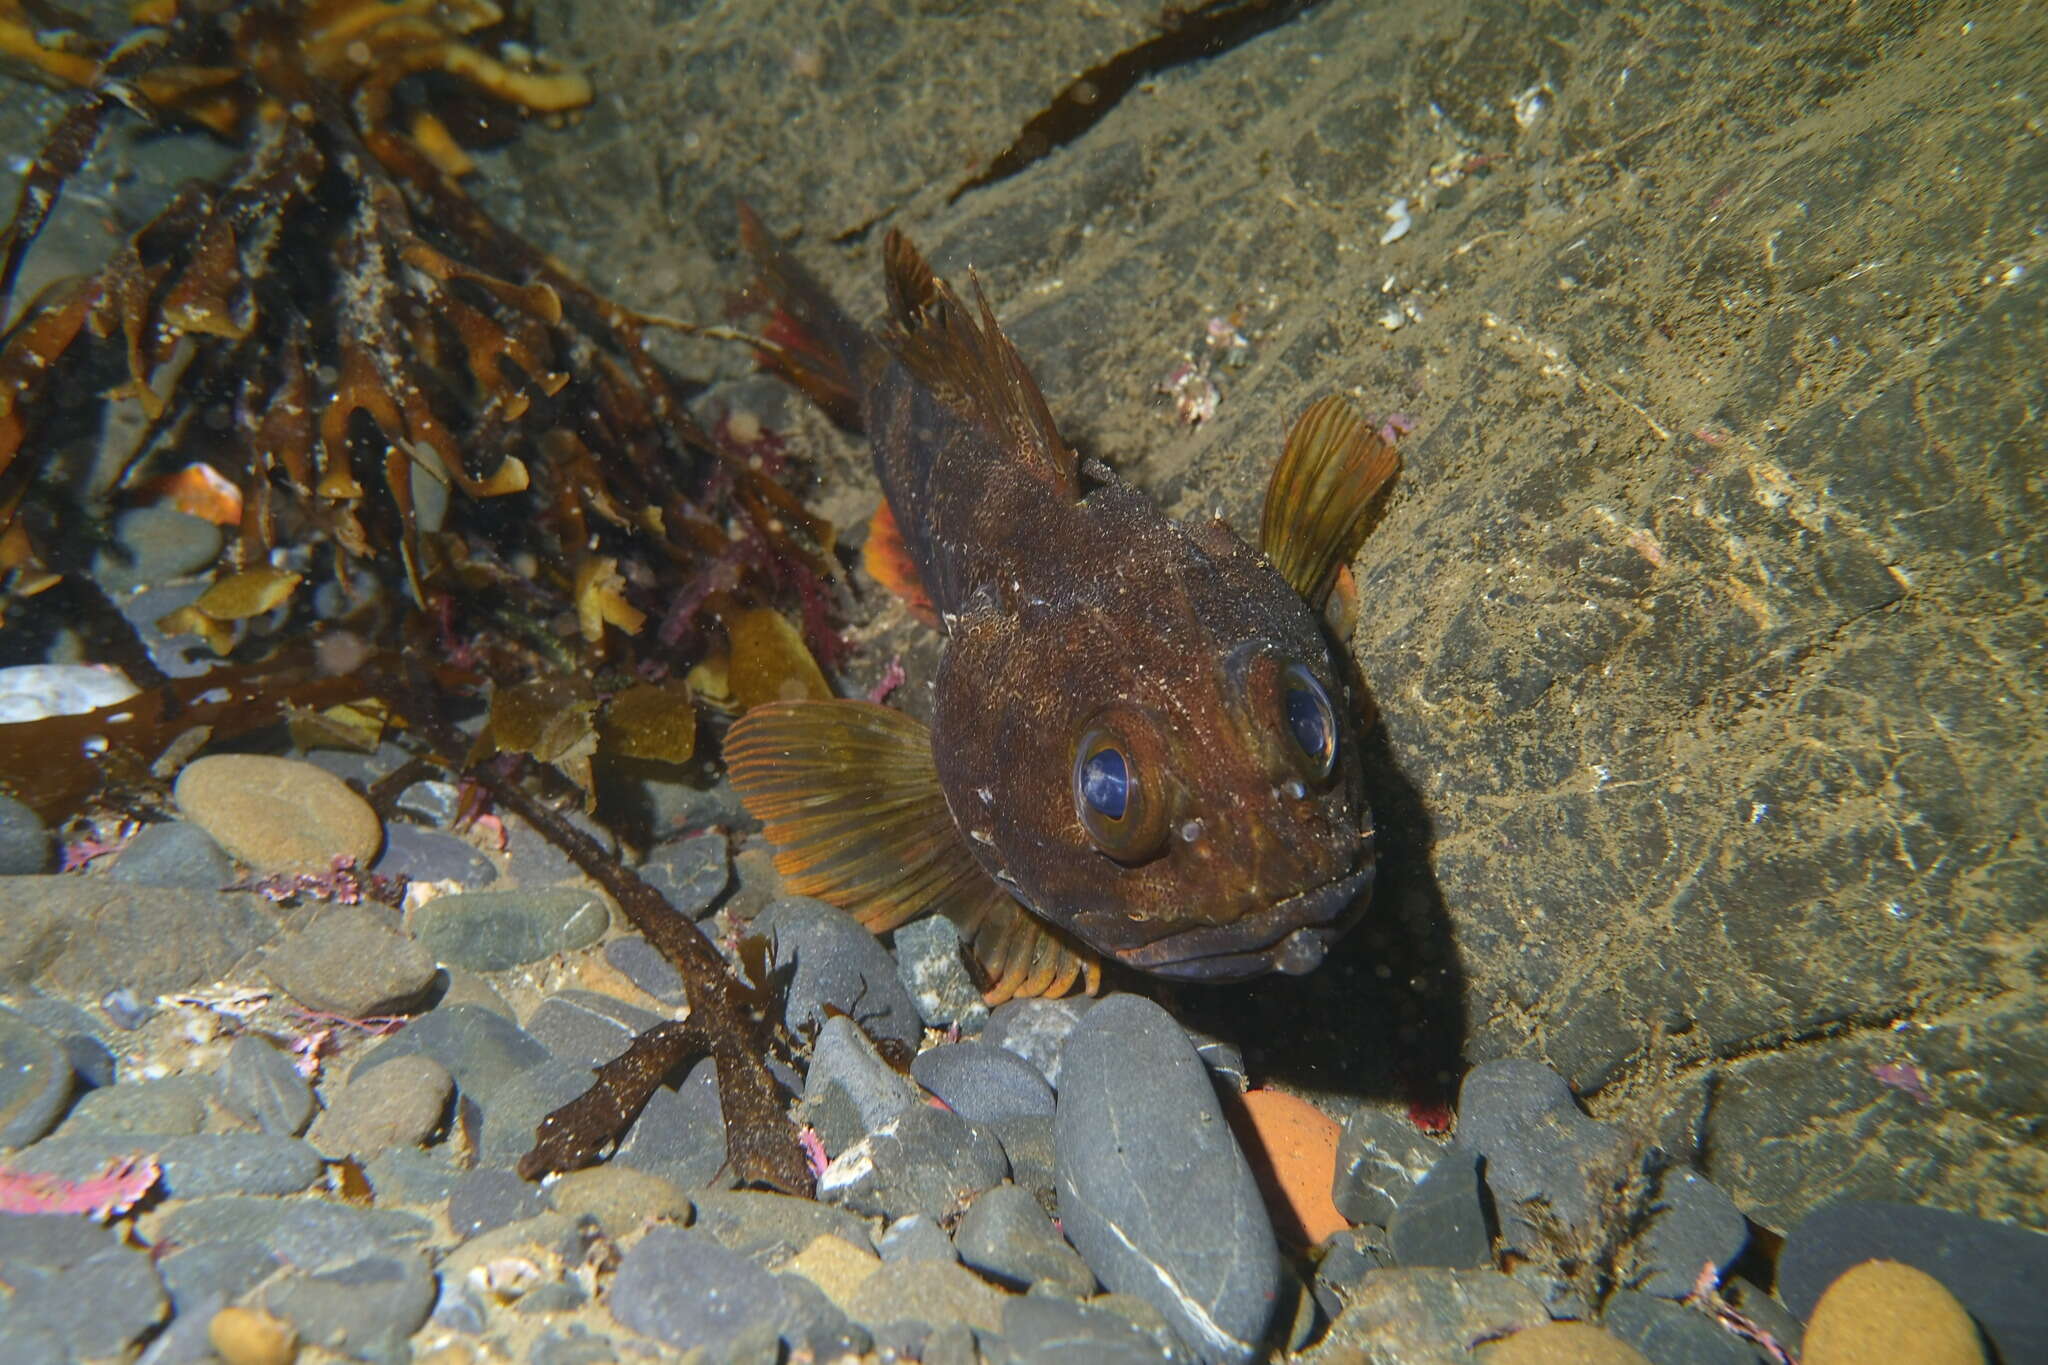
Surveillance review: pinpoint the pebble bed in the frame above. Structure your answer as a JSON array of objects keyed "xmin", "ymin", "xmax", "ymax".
[{"xmin": 0, "ymin": 517, "xmax": 2038, "ymax": 1365}]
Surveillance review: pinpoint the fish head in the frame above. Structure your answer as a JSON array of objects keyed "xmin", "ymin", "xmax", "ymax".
[{"xmin": 930, "ymin": 491, "xmax": 1375, "ymax": 982}]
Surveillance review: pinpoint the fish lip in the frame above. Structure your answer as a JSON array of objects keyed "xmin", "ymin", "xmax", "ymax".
[{"xmin": 1109, "ymin": 850, "xmax": 1376, "ymax": 982}]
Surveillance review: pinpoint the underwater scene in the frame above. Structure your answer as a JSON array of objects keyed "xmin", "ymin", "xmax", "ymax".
[{"xmin": 0, "ymin": 2, "xmax": 2040, "ymax": 1362}]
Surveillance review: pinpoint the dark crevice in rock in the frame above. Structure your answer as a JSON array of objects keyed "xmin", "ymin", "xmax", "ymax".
[{"xmin": 947, "ymin": 0, "xmax": 1324, "ymax": 205}]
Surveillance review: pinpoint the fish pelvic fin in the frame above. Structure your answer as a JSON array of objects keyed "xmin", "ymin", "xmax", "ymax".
[
  {"xmin": 724, "ymin": 699, "xmax": 1099, "ymax": 1001},
  {"xmin": 738, "ymin": 202, "xmax": 884, "ymax": 430},
  {"xmin": 879, "ymin": 230, "xmax": 1079, "ymax": 498},
  {"xmin": 1259, "ymin": 394, "xmax": 1402, "ymax": 611}
]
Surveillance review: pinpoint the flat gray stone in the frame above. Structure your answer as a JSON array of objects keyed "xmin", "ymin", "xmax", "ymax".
[
  {"xmin": 55, "ymin": 1075, "xmax": 208, "ymax": 1137},
  {"xmin": 0, "ymin": 1210, "xmax": 118, "ymax": 1268},
  {"xmin": 107, "ymin": 820, "xmax": 235, "ymax": 889},
  {"xmin": 1388, "ymin": 1148, "xmax": 1492, "ymax": 1269},
  {"xmin": 912, "ymin": 1040, "xmax": 1055, "ymax": 1123},
  {"xmin": 638, "ymin": 831, "xmax": 730, "ymax": 917},
  {"xmin": 609, "ymin": 1226, "xmax": 794, "ymax": 1358},
  {"xmin": 9, "ymin": 1132, "xmax": 323, "ymax": 1198},
  {"xmin": 216, "ymin": 1034, "xmax": 315, "ymax": 1136},
  {"xmin": 0, "ymin": 794, "xmax": 52, "ymax": 876},
  {"xmin": 800, "ymin": 1014, "xmax": 922, "ymax": 1157},
  {"xmin": 893, "ymin": 914, "xmax": 989, "ymax": 1032},
  {"xmin": 150, "ymin": 1196, "xmax": 433, "ymax": 1273},
  {"xmin": 614, "ymin": 1055, "xmax": 728, "ymax": 1189},
  {"xmin": 263, "ymin": 1252, "xmax": 437, "ymax": 1359},
  {"xmin": 157, "ymin": 1239, "xmax": 282, "ymax": 1314},
  {"xmin": 0, "ymin": 877, "xmax": 278, "ymax": 999},
  {"xmin": 755, "ymin": 896, "xmax": 922, "ymax": 1051},
  {"xmin": 523, "ymin": 988, "xmax": 665, "ymax": 1069},
  {"xmin": 954, "ymin": 1182, "xmax": 1094, "ymax": 1296},
  {"xmin": 373, "ymin": 823, "xmax": 497, "ymax": 888},
  {"xmin": 260, "ymin": 902, "xmax": 437, "ymax": 1018},
  {"xmin": 1333, "ymin": 1105, "xmax": 1443, "ymax": 1228},
  {"xmin": 93, "ymin": 504, "xmax": 222, "ymax": 593},
  {"xmin": 410, "ymin": 887, "xmax": 610, "ymax": 971},
  {"xmin": 1055, "ymin": 994, "xmax": 1278, "ymax": 1364},
  {"xmin": 603, "ymin": 935, "xmax": 685, "ymax": 1004},
  {"xmin": 818, "ymin": 1103, "xmax": 1009, "ymax": 1222},
  {"xmin": 307, "ymin": 1052, "xmax": 454, "ymax": 1159},
  {"xmin": 0, "ymin": 1006, "xmax": 71, "ymax": 1148},
  {"xmin": 1, "ymin": 1244, "xmax": 167, "ymax": 1358}
]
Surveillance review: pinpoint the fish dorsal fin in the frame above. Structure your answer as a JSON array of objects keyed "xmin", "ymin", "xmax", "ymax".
[
  {"xmin": 879, "ymin": 230, "xmax": 1078, "ymax": 496},
  {"xmin": 725, "ymin": 699, "xmax": 1099, "ymax": 1001},
  {"xmin": 1259, "ymin": 395, "xmax": 1401, "ymax": 610}
]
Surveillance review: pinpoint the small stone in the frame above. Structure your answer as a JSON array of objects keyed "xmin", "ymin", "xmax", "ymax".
[
  {"xmin": 100, "ymin": 987, "xmax": 152, "ymax": 1030},
  {"xmin": 954, "ymin": 1181, "xmax": 1094, "ymax": 1296},
  {"xmin": 261, "ymin": 903, "xmax": 438, "ymax": 1019},
  {"xmin": 262, "ymin": 1252, "xmax": 436, "ymax": 1359},
  {"xmin": 0, "ymin": 878, "xmax": 278, "ymax": 999},
  {"xmin": 1478, "ymin": 1320, "xmax": 1654, "ymax": 1364},
  {"xmin": 1332, "ymin": 1104, "xmax": 1442, "ymax": 1227},
  {"xmin": 784, "ymin": 1233, "xmax": 882, "ymax": 1313},
  {"xmin": 174, "ymin": 754, "xmax": 383, "ymax": 875},
  {"xmin": 501, "ymin": 807, "xmax": 618, "ymax": 888},
  {"xmin": 410, "ymin": 887, "xmax": 610, "ymax": 972},
  {"xmin": 0, "ymin": 1007, "xmax": 72, "ymax": 1148},
  {"xmin": 1001, "ymin": 1294, "xmax": 1179, "ymax": 1365},
  {"xmin": 362, "ymin": 1145, "xmax": 462, "ymax": 1204},
  {"xmin": 0, "ymin": 663, "xmax": 137, "ymax": 723},
  {"xmin": 107, "ymin": 819, "xmax": 235, "ymax": 888},
  {"xmin": 893, "ymin": 914, "xmax": 989, "ymax": 1031},
  {"xmin": 1231, "ymin": 1087, "xmax": 1346, "ymax": 1247},
  {"xmin": 877, "ymin": 1212, "xmax": 957, "ymax": 1263},
  {"xmin": 448, "ymin": 1167, "xmax": 549, "ymax": 1237},
  {"xmin": 217, "ymin": 1035, "xmax": 315, "ymax": 1136},
  {"xmin": 755, "ymin": 896, "xmax": 922, "ymax": 1050},
  {"xmin": 691, "ymin": 1189, "xmax": 875, "ymax": 1261},
  {"xmin": 1599, "ymin": 1289, "xmax": 1769, "ymax": 1365},
  {"xmin": 1314, "ymin": 1225, "xmax": 1393, "ymax": 1315},
  {"xmin": 818, "ymin": 1103, "xmax": 1009, "ymax": 1221},
  {"xmin": 160, "ymin": 1240, "xmax": 283, "ymax": 1314},
  {"xmin": 523, "ymin": 988, "xmax": 664, "ymax": 1069},
  {"xmin": 982, "ymin": 995, "xmax": 1093, "ymax": 1087},
  {"xmin": 988, "ymin": 1112, "xmax": 1059, "ymax": 1208},
  {"xmin": 603, "ymin": 936, "xmax": 684, "ymax": 1003},
  {"xmin": 94, "ymin": 504, "xmax": 222, "ymax": 594},
  {"xmin": 548, "ymin": 1165, "xmax": 692, "ymax": 1237},
  {"xmin": 1303, "ymin": 1267, "xmax": 1549, "ymax": 1364},
  {"xmin": 1389, "ymin": 1148, "xmax": 1494, "ymax": 1269},
  {"xmin": 56, "ymin": 1075, "xmax": 208, "ymax": 1136},
  {"xmin": 2, "ymin": 1244, "xmax": 168, "ymax": 1358},
  {"xmin": 303, "ymin": 1055, "xmax": 452, "ymax": 1162},
  {"xmin": 801, "ymin": 1014, "xmax": 922, "ymax": 1156},
  {"xmin": 0, "ymin": 1210, "xmax": 117, "ymax": 1268},
  {"xmin": 151, "ymin": 1197, "xmax": 433, "ymax": 1274},
  {"xmin": 1457, "ymin": 1058, "xmax": 1637, "ymax": 1258},
  {"xmin": 208, "ymin": 1305, "xmax": 298, "ymax": 1365},
  {"xmin": 0, "ymin": 792, "xmax": 53, "ymax": 874},
  {"xmin": 843, "ymin": 1258, "xmax": 1008, "ymax": 1336},
  {"xmin": 608, "ymin": 1226, "xmax": 795, "ymax": 1357},
  {"xmin": 1634, "ymin": 1165, "xmax": 1748, "ymax": 1298},
  {"xmin": 12, "ymin": 1132, "xmax": 323, "ymax": 1197},
  {"xmin": 613, "ymin": 1056, "xmax": 727, "ymax": 1189},
  {"xmin": 373, "ymin": 824, "xmax": 497, "ymax": 887},
  {"xmin": 1055, "ymin": 993, "xmax": 1278, "ymax": 1364},
  {"xmin": 469, "ymin": 1057, "xmax": 593, "ymax": 1166},
  {"xmin": 1802, "ymin": 1260, "xmax": 1986, "ymax": 1365},
  {"xmin": 639, "ymin": 831, "xmax": 731, "ymax": 917},
  {"xmin": 1779, "ymin": 1200, "xmax": 2046, "ymax": 1365},
  {"xmin": 912, "ymin": 1040, "xmax": 1056, "ymax": 1123},
  {"xmin": 394, "ymin": 779, "xmax": 463, "ymax": 826}
]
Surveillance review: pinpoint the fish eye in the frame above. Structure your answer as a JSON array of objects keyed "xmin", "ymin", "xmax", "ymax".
[
  {"xmin": 1072, "ymin": 723, "xmax": 1170, "ymax": 863},
  {"xmin": 1281, "ymin": 663, "xmax": 1338, "ymax": 783}
]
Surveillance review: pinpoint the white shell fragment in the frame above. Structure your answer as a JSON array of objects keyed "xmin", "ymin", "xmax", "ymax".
[
  {"xmin": 0, "ymin": 663, "xmax": 141, "ymax": 724},
  {"xmin": 1379, "ymin": 197, "xmax": 1412, "ymax": 245}
]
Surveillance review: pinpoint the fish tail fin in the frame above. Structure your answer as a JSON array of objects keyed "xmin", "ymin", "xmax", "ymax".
[
  {"xmin": 738, "ymin": 202, "xmax": 883, "ymax": 431},
  {"xmin": 879, "ymin": 230, "xmax": 1079, "ymax": 496}
]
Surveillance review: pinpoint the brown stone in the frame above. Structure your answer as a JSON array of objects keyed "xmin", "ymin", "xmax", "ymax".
[
  {"xmin": 1804, "ymin": 1260, "xmax": 1986, "ymax": 1365},
  {"xmin": 175, "ymin": 754, "xmax": 382, "ymax": 875}
]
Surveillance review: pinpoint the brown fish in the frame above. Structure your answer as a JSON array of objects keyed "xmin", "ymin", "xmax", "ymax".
[{"xmin": 725, "ymin": 211, "xmax": 1398, "ymax": 1001}]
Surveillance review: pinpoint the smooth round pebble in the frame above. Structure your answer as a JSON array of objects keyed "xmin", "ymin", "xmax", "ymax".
[
  {"xmin": 374, "ymin": 824, "xmax": 497, "ymax": 888},
  {"xmin": 175, "ymin": 754, "xmax": 384, "ymax": 874},
  {"xmin": 409, "ymin": 888, "xmax": 609, "ymax": 972},
  {"xmin": 1803, "ymin": 1260, "xmax": 1986, "ymax": 1365},
  {"xmin": 217, "ymin": 1035, "xmax": 315, "ymax": 1137},
  {"xmin": 209, "ymin": 1305, "xmax": 298, "ymax": 1365},
  {"xmin": 0, "ymin": 792, "xmax": 52, "ymax": 875},
  {"xmin": 609, "ymin": 1226, "xmax": 792, "ymax": 1356},
  {"xmin": 912, "ymin": 1041, "xmax": 1055, "ymax": 1123},
  {"xmin": 307, "ymin": 1053, "xmax": 454, "ymax": 1159},
  {"xmin": 548, "ymin": 1165, "xmax": 693, "ymax": 1237},
  {"xmin": 107, "ymin": 819, "xmax": 235, "ymax": 888},
  {"xmin": 94, "ymin": 504, "xmax": 223, "ymax": 593},
  {"xmin": 0, "ymin": 1008, "xmax": 72, "ymax": 1149},
  {"xmin": 1478, "ymin": 1320, "xmax": 1652, "ymax": 1364},
  {"xmin": 261, "ymin": 904, "xmax": 438, "ymax": 1019},
  {"xmin": 756, "ymin": 896, "xmax": 922, "ymax": 1050}
]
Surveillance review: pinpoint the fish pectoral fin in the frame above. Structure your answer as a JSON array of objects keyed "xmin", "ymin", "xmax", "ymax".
[
  {"xmin": 861, "ymin": 499, "xmax": 939, "ymax": 628},
  {"xmin": 1259, "ymin": 395, "xmax": 1401, "ymax": 611},
  {"xmin": 879, "ymin": 230, "xmax": 1079, "ymax": 498},
  {"xmin": 941, "ymin": 883, "xmax": 1103, "ymax": 1006},
  {"xmin": 726, "ymin": 699, "xmax": 980, "ymax": 934}
]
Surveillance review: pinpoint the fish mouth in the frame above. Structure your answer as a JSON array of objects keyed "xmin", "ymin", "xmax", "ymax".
[{"xmin": 1109, "ymin": 836, "xmax": 1376, "ymax": 983}]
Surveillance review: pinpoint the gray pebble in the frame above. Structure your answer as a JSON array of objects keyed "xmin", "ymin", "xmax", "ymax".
[
  {"xmin": 609, "ymin": 1225, "xmax": 795, "ymax": 1359},
  {"xmin": 801, "ymin": 1014, "xmax": 922, "ymax": 1157},
  {"xmin": 603, "ymin": 935, "xmax": 684, "ymax": 1003},
  {"xmin": 1457, "ymin": 1058, "xmax": 1637, "ymax": 1258},
  {"xmin": 501, "ymin": 808, "xmax": 617, "ymax": 887},
  {"xmin": 10, "ymin": 1132, "xmax": 322, "ymax": 1197},
  {"xmin": 819, "ymin": 1103, "xmax": 1009, "ymax": 1221},
  {"xmin": 1055, "ymin": 994, "xmax": 1277, "ymax": 1365},
  {"xmin": 410, "ymin": 887, "xmax": 610, "ymax": 971},
  {"xmin": 1313, "ymin": 1225, "xmax": 1393, "ymax": 1317},
  {"xmin": 987, "ymin": 1112, "xmax": 1058, "ymax": 1209},
  {"xmin": 998, "ymin": 1294, "xmax": 1183, "ymax": 1365},
  {"xmin": 351, "ymin": 1003, "xmax": 549, "ymax": 1107},
  {"xmin": 261, "ymin": 903, "xmax": 438, "ymax": 1019},
  {"xmin": 154, "ymin": 1195, "xmax": 432, "ymax": 1272},
  {"xmin": 217, "ymin": 1034, "xmax": 314, "ymax": 1136},
  {"xmin": 691, "ymin": 1189, "xmax": 875, "ymax": 1261},
  {"xmin": 56, "ymin": 1075, "xmax": 208, "ymax": 1136},
  {"xmin": 107, "ymin": 820, "xmax": 234, "ymax": 889},
  {"xmin": 100, "ymin": 987, "xmax": 152, "ymax": 1030},
  {"xmin": 982, "ymin": 995, "xmax": 1093, "ymax": 1088},
  {"xmin": 473, "ymin": 1057, "xmax": 597, "ymax": 1165},
  {"xmin": 2, "ymin": 1245, "xmax": 167, "ymax": 1358},
  {"xmin": 394, "ymin": 779, "xmax": 463, "ymax": 826},
  {"xmin": 0, "ymin": 877, "xmax": 277, "ymax": 1000},
  {"xmin": 117, "ymin": 581, "xmax": 217, "ymax": 677},
  {"xmin": 639, "ymin": 830, "xmax": 731, "ymax": 917},
  {"xmin": 1332, "ymin": 1104, "xmax": 1442, "ymax": 1228},
  {"xmin": 93, "ymin": 504, "xmax": 221, "ymax": 594},
  {"xmin": 0, "ymin": 1210, "xmax": 118, "ymax": 1268},
  {"xmin": 532, "ymin": 1326, "xmax": 621, "ymax": 1365},
  {"xmin": 893, "ymin": 914, "xmax": 989, "ymax": 1031},
  {"xmin": 877, "ymin": 1212, "xmax": 958, "ymax": 1264},
  {"xmin": 1601, "ymin": 1288, "xmax": 1767, "ymax": 1365},
  {"xmin": 913, "ymin": 1040, "xmax": 1056, "ymax": 1123},
  {"xmin": 1635, "ymin": 1165, "xmax": 1749, "ymax": 1298},
  {"xmin": 448, "ymin": 1166, "xmax": 549, "ymax": 1237},
  {"xmin": 362, "ymin": 1146, "xmax": 463, "ymax": 1204},
  {"xmin": 755, "ymin": 896, "xmax": 922, "ymax": 1050},
  {"xmin": 0, "ymin": 793, "xmax": 53, "ymax": 874},
  {"xmin": 373, "ymin": 823, "xmax": 497, "ymax": 887},
  {"xmin": 1312, "ymin": 1266, "xmax": 1549, "ymax": 1361},
  {"xmin": 954, "ymin": 1181, "xmax": 1095, "ymax": 1296},
  {"xmin": 308, "ymin": 1052, "xmax": 454, "ymax": 1158},
  {"xmin": 614, "ymin": 1056, "xmax": 728, "ymax": 1189},
  {"xmin": 157, "ymin": 1239, "xmax": 282, "ymax": 1314},
  {"xmin": 263, "ymin": 1252, "xmax": 437, "ymax": 1359},
  {"xmin": 1388, "ymin": 1147, "xmax": 1493, "ymax": 1269},
  {"xmin": 523, "ymin": 988, "xmax": 665, "ymax": 1069},
  {"xmin": 0, "ymin": 1007, "xmax": 72, "ymax": 1148}
]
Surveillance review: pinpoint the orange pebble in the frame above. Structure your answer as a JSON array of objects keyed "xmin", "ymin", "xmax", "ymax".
[{"xmin": 1227, "ymin": 1087, "xmax": 1347, "ymax": 1247}]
